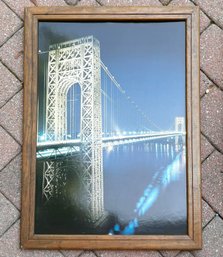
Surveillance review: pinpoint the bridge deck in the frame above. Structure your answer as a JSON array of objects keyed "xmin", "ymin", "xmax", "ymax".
[
  {"xmin": 36, "ymin": 131, "xmax": 185, "ymax": 159},
  {"xmin": 37, "ymin": 131, "xmax": 185, "ymax": 149}
]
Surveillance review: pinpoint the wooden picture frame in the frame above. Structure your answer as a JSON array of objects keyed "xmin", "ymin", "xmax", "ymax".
[{"xmin": 21, "ymin": 6, "xmax": 201, "ymax": 250}]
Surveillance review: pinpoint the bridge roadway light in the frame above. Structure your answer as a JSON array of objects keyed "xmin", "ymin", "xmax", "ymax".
[{"xmin": 107, "ymin": 144, "xmax": 113, "ymax": 153}]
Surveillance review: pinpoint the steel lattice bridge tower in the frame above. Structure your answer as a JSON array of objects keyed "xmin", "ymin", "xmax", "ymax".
[
  {"xmin": 44, "ymin": 36, "xmax": 103, "ymax": 222},
  {"xmin": 37, "ymin": 35, "xmax": 186, "ymax": 224}
]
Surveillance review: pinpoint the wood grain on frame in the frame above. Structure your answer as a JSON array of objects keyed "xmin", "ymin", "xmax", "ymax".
[{"xmin": 21, "ymin": 6, "xmax": 201, "ymax": 250}]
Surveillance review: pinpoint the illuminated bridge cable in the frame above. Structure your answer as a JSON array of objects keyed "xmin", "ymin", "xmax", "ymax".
[
  {"xmin": 110, "ymin": 75, "xmax": 112, "ymax": 134},
  {"xmin": 100, "ymin": 60, "xmax": 162, "ymax": 132},
  {"xmin": 104, "ymin": 70, "xmax": 107, "ymax": 136},
  {"xmin": 105, "ymin": 71, "xmax": 108, "ymax": 136}
]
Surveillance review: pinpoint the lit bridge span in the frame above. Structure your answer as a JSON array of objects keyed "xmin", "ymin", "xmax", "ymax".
[
  {"xmin": 37, "ymin": 131, "xmax": 185, "ymax": 159},
  {"xmin": 37, "ymin": 35, "xmax": 185, "ymax": 223}
]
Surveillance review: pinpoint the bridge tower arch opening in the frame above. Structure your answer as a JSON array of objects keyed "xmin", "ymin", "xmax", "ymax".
[
  {"xmin": 175, "ymin": 117, "xmax": 185, "ymax": 146},
  {"xmin": 175, "ymin": 117, "xmax": 185, "ymax": 133},
  {"xmin": 44, "ymin": 36, "xmax": 104, "ymax": 222},
  {"xmin": 66, "ymin": 83, "xmax": 81, "ymax": 140}
]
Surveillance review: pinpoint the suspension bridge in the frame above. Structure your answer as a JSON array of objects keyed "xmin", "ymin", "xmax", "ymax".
[{"xmin": 37, "ymin": 36, "xmax": 185, "ymax": 224}]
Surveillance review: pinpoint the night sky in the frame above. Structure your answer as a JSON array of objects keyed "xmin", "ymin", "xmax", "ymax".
[{"xmin": 38, "ymin": 21, "xmax": 185, "ymax": 132}]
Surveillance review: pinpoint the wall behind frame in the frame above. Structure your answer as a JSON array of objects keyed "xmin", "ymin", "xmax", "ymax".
[{"xmin": 0, "ymin": 0, "xmax": 222, "ymax": 257}]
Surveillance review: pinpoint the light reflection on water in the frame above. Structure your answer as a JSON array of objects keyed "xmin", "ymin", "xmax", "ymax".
[{"xmin": 104, "ymin": 140, "xmax": 187, "ymax": 235}]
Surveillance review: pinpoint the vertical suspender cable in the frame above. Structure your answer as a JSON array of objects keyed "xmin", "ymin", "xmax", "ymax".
[
  {"xmin": 111, "ymin": 79, "xmax": 113, "ymax": 134},
  {"xmin": 105, "ymin": 71, "xmax": 107, "ymax": 136},
  {"xmin": 74, "ymin": 86, "xmax": 76, "ymax": 138},
  {"xmin": 103, "ymin": 70, "xmax": 105, "ymax": 137},
  {"xmin": 70, "ymin": 86, "xmax": 71, "ymax": 138}
]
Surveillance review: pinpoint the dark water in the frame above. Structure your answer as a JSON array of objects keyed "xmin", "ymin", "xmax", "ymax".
[
  {"xmin": 35, "ymin": 138, "xmax": 187, "ymax": 235},
  {"xmin": 104, "ymin": 141, "xmax": 187, "ymax": 235}
]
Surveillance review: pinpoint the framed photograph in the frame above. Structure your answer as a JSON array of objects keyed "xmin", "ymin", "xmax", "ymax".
[{"xmin": 21, "ymin": 6, "xmax": 201, "ymax": 250}]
